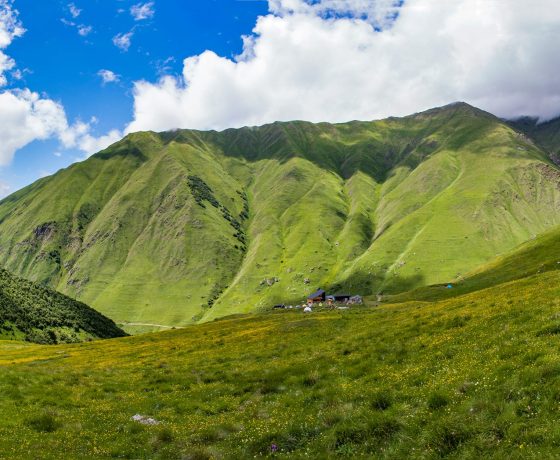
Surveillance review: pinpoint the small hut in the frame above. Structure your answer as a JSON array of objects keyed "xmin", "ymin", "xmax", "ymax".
[
  {"xmin": 307, "ymin": 288, "xmax": 326, "ymax": 304},
  {"xmin": 333, "ymin": 294, "xmax": 351, "ymax": 303}
]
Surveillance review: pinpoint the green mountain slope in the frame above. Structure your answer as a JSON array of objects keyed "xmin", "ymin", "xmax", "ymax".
[
  {"xmin": 509, "ymin": 115, "xmax": 560, "ymax": 165},
  {"xmin": 389, "ymin": 221, "xmax": 560, "ymax": 304},
  {"xmin": 0, "ymin": 268, "xmax": 126, "ymax": 343},
  {"xmin": 1, "ymin": 267, "xmax": 560, "ymax": 458},
  {"xmin": 1, "ymin": 102, "xmax": 560, "ymax": 326}
]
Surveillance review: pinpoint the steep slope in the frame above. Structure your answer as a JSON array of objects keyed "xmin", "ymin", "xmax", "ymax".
[
  {"xmin": 1, "ymin": 268, "xmax": 560, "ymax": 458},
  {"xmin": 389, "ymin": 221, "xmax": 560, "ymax": 304},
  {"xmin": 0, "ymin": 103, "xmax": 559, "ymax": 326},
  {"xmin": 0, "ymin": 268, "xmax": 126, "ymax": 343},
  {"xmin": 509, "ymin": 115, "xmax": 560, "ymax": 165}
]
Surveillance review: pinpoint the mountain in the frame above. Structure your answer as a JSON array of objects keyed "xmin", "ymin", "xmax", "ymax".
[
  {"xmin": 509, "ymin": 115, "xmax": 560, "ymax": 165},
  {"xmin": 1, "ymin": 102, "xmax": 560, "ymax": 327},
  {"xmin": 0, "ymin": 268, "xmax": 126, "ymax": 343},
  {"xmin": 1, "ymin": 260, "xmax": 560, "ymax": 457}
]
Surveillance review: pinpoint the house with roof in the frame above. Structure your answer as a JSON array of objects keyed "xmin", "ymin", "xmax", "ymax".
[{"xmin": 306, "ymin": 288, "xmax": 326, "ymax": 304}]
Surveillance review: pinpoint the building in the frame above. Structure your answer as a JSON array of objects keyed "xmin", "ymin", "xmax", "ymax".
[
  {"xmin": 307, "ymin": 288, "xmax": 326, "ymax": 303},
  {"xmin": 333, "ymin": 294, "xmax": 351, "ymax": 303}
]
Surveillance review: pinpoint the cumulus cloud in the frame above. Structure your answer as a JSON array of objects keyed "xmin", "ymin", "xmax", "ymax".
[
  {"xmin": 127, "ymin": 0, "xmax": 560, "ymax": 134},
  {"xmin": 0, "ymin": 0, "xmax": 121, "ymax": 174},
  {"xmin": 74, "ymin": 129, "xmax": 122, "ymax": 155},
  {"xmin": 0, "ymin": 90, "xmax": 122, "ymax": 165},
  {"xmin": 130, "ymin": 2, "xmax": 155, "ymax": 21},
  {"xmin": 0, "ymin": 0, "xmax": 24, "ymax": 47},
  {"xmin": 269, "ymin": 0, "xmax": 402, "ymax": 28},
  {"xmin": 0, "ymin": 90, "xmax": 68, "ymax": 166},
  {"xmin": 59, "ymin": 118, "xmax": 122, "ymax": 156},
  {"xmin": 0, "ymin": 50, "xmax": 14, "ymax": 85},
  {"xmin": 0, "ymin": 0, "xmax": 24, "ymax": 86},
  {"xmin": 98, "ymin": 69, "xmax": 120, "ymax": 84},
  {"xmin": 113, "ymin": 31, "xmax": 133, "ymax": 51}
]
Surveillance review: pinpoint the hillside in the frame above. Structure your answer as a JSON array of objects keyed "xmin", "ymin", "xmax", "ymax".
[
  {"xmin": 0, "ymin": 269, "xmax": 126, "ymax": 343},
  {"xmin": 509, "ymin": 115, "xmax": 560, "ymax": 165},
  {"xmin": 1, "ymin": 266, "xmax": 560, "ymax": 458},
  {"xmin": 389, "ymin": 222, "xmax": 560, "ymax": 304},
  {"xmin": 1, "ymin": 102, "xmax": 560, "ymax": 327}
]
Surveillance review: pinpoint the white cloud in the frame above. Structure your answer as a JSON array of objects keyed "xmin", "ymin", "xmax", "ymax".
[
  {"xmin": 0, "ymin": 1, "xmax": 122, "ymax": 170},
  {"xmin": 269, "ymin": 0, "xmax": 402, "ymax": 29},
  {"xmin": 113, "ymin": 31, "xmax": 133, "ymax": 51},
  {"xmin": 127, "ymin": 0, "xmax": 560, "ymax": 134},
  {"xmin": 97, "ymin": 69, "xmax": 120, "ymax": 84},
  {"xmin": 0, "ymin": 0, "xmax": 24, "ymax": 48},
  {"xmin": 60, "ymin": 118, "xmax": 122, "ymax": 157},
  {"xmin": 0, "ymin": 0, "xmax": 24, "ymax": 86},
  {"xmin": 130, "ymin": 2, "xmax": 155, "ymax": 21},
  {"xmin": 77, "ymin": 24, "xmax": 92, "ymax": 37},
  {"xmin": 0, "ymin": 89, "xmax": 68, "ymax": 166},
  {"xmin": 0, "ymin": 50, "xmax": 14, "ymax": 85},
  {"xmin": 61, "ymin": 13, "xmax": 92, "ymax": 38},
  {"xmin": 0, "ymin": 89, "xmax": 121, "ymax": 165},
  {"xmin": 75, "ymin": 129, "xmax": 122, "ymax": 155},
  {"xmin": 68, "ymin": 3, "xmax": 81, "ymax": 19},
  {"xmin": 0, "ymin": 180, "xmax": 10, "ymax": 197}
]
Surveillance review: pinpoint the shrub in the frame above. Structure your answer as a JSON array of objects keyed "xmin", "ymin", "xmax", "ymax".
[
  {"xmin": 370, "ymin": 391, "xmax": 392, "ymax": 411},
  {"xmin": 303, "ymin": 370, "xmax": 320, "ymax": 387},
  {"xmin": 428, "ymin": 423, "xmax": 471, "ymax": 456},
  {"xmin": 427, "ymin": 391, "xmax": 449, "ymax": 410},
  {"xmin": 156, "ymin": 427, "xmax": 174, "ymax": 444},
  {"xmin": 27, "ymin": 413, "xmax": 60, "ymax": 433}
]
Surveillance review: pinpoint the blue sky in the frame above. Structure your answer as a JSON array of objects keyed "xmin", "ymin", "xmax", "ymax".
[
  {"xmin": 1, "ymin": 0, "xmax": 268, "ymax": 192},
  {"xmin": 0, "ymin": 0, "xmax": 559, "ymax": 196}
]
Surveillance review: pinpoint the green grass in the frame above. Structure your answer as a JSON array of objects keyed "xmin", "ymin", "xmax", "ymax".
[
  {"xmin": 388, "ymin": 222, "xmax": 560, "ymax": 304},
  {"xmin": 509, "ymin": 115, "xmax": 560, "ymax": 163},
  {"xmin": 1, "ymin": 102, "xmax": 560, "ymax": 327},
  {"xmin": 1, "ymin": 267, "xmax": 560, "ymax": 458}
]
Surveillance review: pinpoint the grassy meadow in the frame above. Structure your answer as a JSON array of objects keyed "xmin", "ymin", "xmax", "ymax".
[{"xmin": 2, "ymin": 266, "xmax": 560, "ymax": 458}]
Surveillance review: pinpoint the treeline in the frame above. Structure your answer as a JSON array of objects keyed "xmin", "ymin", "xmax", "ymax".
[{"xmin": 0, "ymin": 269, "xmax": 126, "ymax": 344}]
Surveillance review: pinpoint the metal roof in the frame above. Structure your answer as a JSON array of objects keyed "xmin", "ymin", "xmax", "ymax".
[{"xmin": 307, "ymin": 289, "xmax": 326, "ymax": 298}]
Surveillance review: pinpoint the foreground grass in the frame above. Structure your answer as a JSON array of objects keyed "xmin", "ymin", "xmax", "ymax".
[{"xmin": 1, "ymin": 270, "xmax": 560, "ymax": 458}]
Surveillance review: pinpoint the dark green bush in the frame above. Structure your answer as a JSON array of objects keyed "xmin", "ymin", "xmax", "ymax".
[
  {"xmin": 427, "ymin": 391, "xmax": 450, "ymax": 410},
  {"xmin": 27, "ymin": 413, "xmax": 60, "ymax": 433}
]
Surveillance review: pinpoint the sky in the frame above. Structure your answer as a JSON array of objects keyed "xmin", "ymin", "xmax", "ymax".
[{"xmin": 0, "ymin": 0, "xmax": 560, "ymax": 195}]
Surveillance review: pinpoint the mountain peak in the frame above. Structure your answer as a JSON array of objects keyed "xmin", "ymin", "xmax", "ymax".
[{"xmin": 410, "ymin": 101, "xmax": 496, "ymax": 121}]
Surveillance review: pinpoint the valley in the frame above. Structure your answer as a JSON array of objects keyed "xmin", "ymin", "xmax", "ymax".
[{"xmin": 2, "ymin": 102, "xmax": 560, "ymax": 458}]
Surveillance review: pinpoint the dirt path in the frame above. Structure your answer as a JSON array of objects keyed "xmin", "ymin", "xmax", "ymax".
[{"xmin": 121, "ymin": 323, "xmax": 185, "ymax": 329}]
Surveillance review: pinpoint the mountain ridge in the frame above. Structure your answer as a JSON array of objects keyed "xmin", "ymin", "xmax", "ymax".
[
  {"xmin": 0, "ymin": 103, "xmax": 559, "ymax": 327},
  {"xmin": 508, "ymin": 114, "xmax": 560, "ymax": 165}
]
